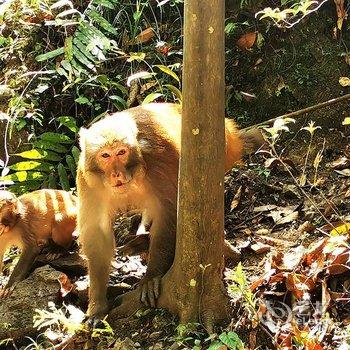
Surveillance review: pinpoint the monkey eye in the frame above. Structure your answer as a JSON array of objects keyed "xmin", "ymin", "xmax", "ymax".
[
  {"xmin": 117, "ymin": 149, "xmax": 126, "ymax": 156},
  {"xmin": 101, "ymin": 152, "xmax": 111, "ymax": 158}
]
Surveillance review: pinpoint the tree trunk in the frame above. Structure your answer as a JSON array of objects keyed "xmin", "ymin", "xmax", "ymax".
[
  {"xmin": 109, "ymin": 0, "xmax": 229, "ymax": 329},
  {"xmin": 157, "ymin": 0, "xmax": 229, "ymax": 328}
]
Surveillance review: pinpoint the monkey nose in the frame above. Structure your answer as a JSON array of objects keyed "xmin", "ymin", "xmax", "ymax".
[{"xmin": 111, "ymin": 172, "xmax": 127, "ymax": 186}]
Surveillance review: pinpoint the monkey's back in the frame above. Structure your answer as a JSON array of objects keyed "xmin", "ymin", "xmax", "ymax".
[
  {"xmin": 19, "ymin": 189, "xmax": 77, "ymax": 241},
  {"xmin": 129, "ymin": 103, "xmax": 242, "ymax": 171}
]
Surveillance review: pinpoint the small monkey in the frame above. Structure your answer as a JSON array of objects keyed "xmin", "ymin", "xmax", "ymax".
[
  {"xmin": 77, "ymin": 103, "xmax": 243, "ymax": 322},
  {"xmin": 0, "ymin": 189, "xmax": 77, "ymax": 296}
]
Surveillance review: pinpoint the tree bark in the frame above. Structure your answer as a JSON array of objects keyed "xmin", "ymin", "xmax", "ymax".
[{"xmin": 156, "ymin": 0, "xmax": 229, "ymax": 328}]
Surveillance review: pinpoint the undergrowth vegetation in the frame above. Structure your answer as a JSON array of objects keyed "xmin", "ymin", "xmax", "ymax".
[{"xmin": 0, "ymin": 0, "xmax": 184, "ymax": 193}]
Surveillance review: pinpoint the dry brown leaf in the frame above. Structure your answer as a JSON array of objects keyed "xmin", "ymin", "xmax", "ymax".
[
  {"xmin": 297, "ymin": 221, "xmax": 316, "ymax": 235},
  {"xmin": 286, "ymin": 273, "xmax": 316, "ymax": 299},
  {"xmin": 236, "ymin": 31, "xmax": 257, "ymax": 50},
  {"xmin": 335, "ymin": 169, "xmax": 350, "ymax": 177},
  {"xmin": 327, "ymin": 248, "xmax": 350, "ymax": 275},
  {"xmin": 129, "ymin": 27, "xmax": 155, "ymax": 45},
  {"xmin": 331, "ymin": 156, "xmax": 350, "ymax": 170},
  {"xmin": 305, "ymin": 238, "xmax": 328, "ymax": 266},
  {"xmin": 58, "ymin": 274, "xmax": 73, "ymax": 297},
  {"xmin": 253, "ymin": 204, "xmax": 277, "ymax": 212},
  {"xmin": 334, "ymin": 0, "xmax": 346, "ymax": 30},
  {"xmin": 264, "ymin": 157, "xmax": 279, "ymax": 169},
  {"xmin": 342, "ymin": 315, "xmax": 350, "ymax": 325},
  {"xmin": 250, "ymin": 241, "xmax": 271, "ymax": 254},
  {"xmin": 321, "ymin": 280, "xmax": 331, "ymax": 312},
  {"xmin": 345, "ymin": 55, "xmax": 350, "ymax": 65},
  {"xmin": 230, "ymin": 185, "xmax": 242, "ymax": 211},
  {"xmin": 267, "ymin": 205, "xmax": 299, "ymax": 225}
]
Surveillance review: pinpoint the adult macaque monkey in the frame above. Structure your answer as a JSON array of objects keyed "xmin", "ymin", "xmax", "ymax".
[
  {"xmin": 0, "ymin": 189, "xmax": 77, "ymax": 296},
  {"xmin": 77, "ymin": 103, "xmax": 243, "ymax": 323}
]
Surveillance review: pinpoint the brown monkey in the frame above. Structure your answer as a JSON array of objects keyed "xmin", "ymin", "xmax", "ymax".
[
  {"xmin": 77, "ymin": 103, "xmax": 243, "ymax": 322},
  {"xmin": 0, "ymin": 189, "xmax": 77, "ymax": 296}
]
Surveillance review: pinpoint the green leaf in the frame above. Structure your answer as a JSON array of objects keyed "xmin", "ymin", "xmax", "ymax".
[
  {"xmin": 58, "ymin": 116, "xmax": 78, "ymax": 133},
  {"xmin": 1, "ymin": 171, "xmax": 45, "ymax": 182},
  {"xmin": 39, "ymin": 132, "xmax": 73, "ymax": 144},
  {"xmin": 154, "ymin": 64, "xmax": 180, "ymax": 82},
  {"xmin": 36, "ymin": 47, "xmax": 65, "ymax": 62},
  {"xmin": 142, "ymin": 92, "xmax": 163, "ymax": 104},
  {"xmin": 9, "ymin": 161, "xmax": 53, "ymax": 172},
  {"xmin": 61, "ymin": 60, "xmax": 74, "ymax": 75},
  {"xmin": 109, "ymin": 81, "xmax": 127, "ymax": 95},
  {"xmin": 71, "ymin": 146, "xmax": 81, "ymax": 164},
  {"xmin": 9, "ymin": 181, "xmax": 43, "ymax": 194},
  {"xmin": 58, "ymin": 163, "xmax": 70, "ymax": 191},
  {"xmin": 208, "ymin": 341, "xmax": 225, "ymax": 350},
  {"xmin": 64, "ymin": 36, "xmax": 74, "ymax": 61},
  {"xmin": 93, "ymin": 0, "xmax": 115, "ymax": 9},
  {"xmin": 164, "ymin": 84, "xmax": 182, "ymax": 101},
  {"xmin": 73, "ymin": 37, "xmax": 98, "ymax": 62},
  {"xmin": 127, "ymin": 52, "xmax": 146, "ymax": 62},
  {"xmin": 34, "ymin": 140, "xmax": 68, "ymax": 153},
  {"xmin": 66, "ymin": 155, "xmax": 77, "ymax": 179},
  {"xmin": 15, "ymin": 149, "xmax": 61, "ymax": 162},
  {"xmin": 109, "ymin": 95, "xmax": 127, "ymax": 109},
  {"xmin": 219, "ymin": 332, "xmax": 244, "ymax": 350},
  {"xmin": 87, "ymin": 9, "xmax": 118, "ymax": 35},
  {"xmin": 48, "ymin": 174, "xmax": 57, "ymax": 189},
  {"xmin": 73, "ymin": 49, "xmax": 96, "ymax": 71},
  {"xmin": 70, "ymin": 58, "xmax": 89, "ymax": 76},
  {"xmin": 75, "ymin": 96, "xmax": 92, "ymax": 105}
]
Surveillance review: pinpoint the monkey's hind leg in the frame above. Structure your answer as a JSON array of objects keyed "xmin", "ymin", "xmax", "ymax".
[
  {"xmin": 46, "ymin": 216, "xmax": 76, "ymax": 260},
  {"xmin": 52, "ymin": 216, "xmax": 76, "ymax": 249},
  {"xmin": 0, "ymin": 245, "xmax": 40, "ymax": 298}
]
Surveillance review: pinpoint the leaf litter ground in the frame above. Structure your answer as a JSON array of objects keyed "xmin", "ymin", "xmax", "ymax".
[{"xmin": 1, "ymin": 128, "xmax": 350, "ymax": 350}]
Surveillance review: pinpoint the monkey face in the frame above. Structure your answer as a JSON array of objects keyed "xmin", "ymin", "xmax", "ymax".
[
  {"xmin": 95, "ymin": 142, "xmax": 145, "ymax": 190},
  {"xmin": 0, "ymin": 191, "xmax": 19, "ymax": 234}
]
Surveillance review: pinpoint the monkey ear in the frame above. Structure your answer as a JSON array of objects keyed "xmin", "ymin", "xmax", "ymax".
[{"xmin": 78, "ymin": 127, "xmax": 89, "ymax": 154}]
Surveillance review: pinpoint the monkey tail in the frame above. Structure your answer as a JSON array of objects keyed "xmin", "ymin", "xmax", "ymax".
[
  {"xmin": 224, "ymin": 118, "xmax": 242, "ymax": 172},
  {"xmin": 239, "ymin": 128, "xmax": 266, "ymax": 156}
]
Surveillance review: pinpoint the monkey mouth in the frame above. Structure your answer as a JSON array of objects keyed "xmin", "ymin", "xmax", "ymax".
[{"xmin": 113, "ymin": 179, "xmax": 131, "ymax": 187}]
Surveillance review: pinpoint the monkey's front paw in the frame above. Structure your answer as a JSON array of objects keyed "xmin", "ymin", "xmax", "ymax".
[
  {"xmin": 140, "ymin": 275, "xmax": 161, "ymax": 307},
  {"xmin": 0, "ymin": 284, "xmax": 16, "ymax": 298}
]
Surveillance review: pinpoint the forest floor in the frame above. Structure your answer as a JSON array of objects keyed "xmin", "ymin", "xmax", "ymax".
[{"xmin": 1, "ymin": 126, "xmax": 350, "ymax": 350}]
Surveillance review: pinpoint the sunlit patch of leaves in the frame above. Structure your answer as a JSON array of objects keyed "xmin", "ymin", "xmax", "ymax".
[
  {"xmin": 256, "ymin": 0, "xmax": 328, "ymax": 28},
  {"xmin": 0, "ymin": 122, "xmax": 79, "ymax": 194},
  {"xmin": 34, "ymin": 302, "xmax": 85, "ymax": 339}
]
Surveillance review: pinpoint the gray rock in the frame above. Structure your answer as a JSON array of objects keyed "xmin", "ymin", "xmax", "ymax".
[{"xmin": 0, "ymin": 265, "xmax": 67, "ymax": 341}]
